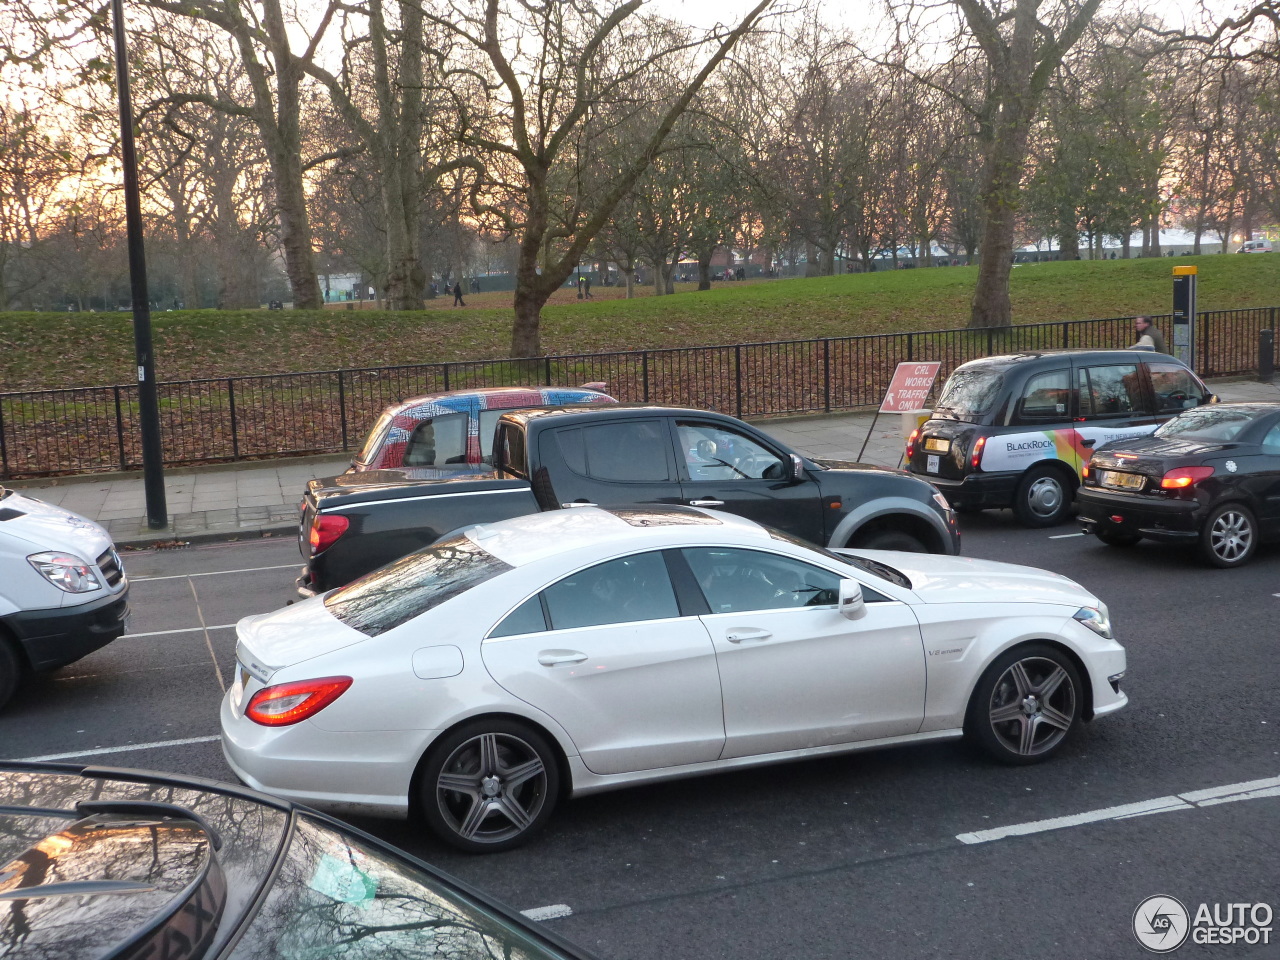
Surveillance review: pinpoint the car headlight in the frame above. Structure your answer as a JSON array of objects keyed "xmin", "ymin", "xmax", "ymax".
[
  {"xmin": 1073, "ymin": 605, "xmax": 1113, "ymax": 639},
  {"xmin": 28, "ymin": 552, "xmax": 103, "ymax": 593}
]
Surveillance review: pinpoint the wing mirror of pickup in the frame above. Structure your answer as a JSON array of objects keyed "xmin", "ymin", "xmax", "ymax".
[
  {"xmin": 789, "ymin": 453, "xmax": 806, "ymax": 483},
  {"xmin": 838, "ymin": 579, "xmax": 866, "ymax": 620}
]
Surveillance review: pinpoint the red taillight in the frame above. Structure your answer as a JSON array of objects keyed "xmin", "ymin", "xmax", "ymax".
[
  {"xmin": 906, "ymin": 428, "xmax": 919, "ymax": 460},
  {"xmin": 971, "ymin": 436, "xmax": 987, "ymax": 470},
  {"xmin": 245, "ymin": 676, "xmax": 353, "ymax": 726},
  {"xmin": 1160, "ymin": 465, "xmax": 1214, "ymax": 489},
  {"xmin": 309, "ymin": 513, "xmax": 349, "ymax": 554}
]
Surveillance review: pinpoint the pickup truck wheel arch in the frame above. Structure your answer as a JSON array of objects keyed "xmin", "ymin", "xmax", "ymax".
[
  {"xmin": 827, "ymin": 498, "xmax": 951, "ymax": 553},
  {"xmin": 0, "ymin": 627, "xmax": 23, "ymax": 710}
]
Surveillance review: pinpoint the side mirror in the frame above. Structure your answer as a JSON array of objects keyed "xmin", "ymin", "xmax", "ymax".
[
  {"xmin": 789, "ymin": 453, "xmax": 806, "ymax": 483},
  {"xmin": 838, "ymin": 579, "xmax": 866, "ymax": 620}
]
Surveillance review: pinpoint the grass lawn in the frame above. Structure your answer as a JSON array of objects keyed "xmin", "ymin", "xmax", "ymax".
[{"xmin": 2, "ymin": 254, "xmax": 1276, "ymax": 392}]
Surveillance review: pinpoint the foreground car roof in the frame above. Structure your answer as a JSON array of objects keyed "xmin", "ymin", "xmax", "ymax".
[{"xmin": 0, "ymin": 762, "xmax": 593, "ymax": 960}]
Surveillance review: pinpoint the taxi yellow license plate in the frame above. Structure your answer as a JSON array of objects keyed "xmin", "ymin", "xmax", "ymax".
[
  {"xmin": 1100, "ymin": 470, "xmax": 1144, "ymax": 490},
  {"xmin": 923, "ymin": 438, "xmax": 950, "ymax": 453}
]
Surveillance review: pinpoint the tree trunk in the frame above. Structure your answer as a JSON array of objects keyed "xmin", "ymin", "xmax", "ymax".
[
  {"xmin": 969, "ymin": 106, "xmax": 1032, "ymax": 329},
  {"xmin": 1121, "ymin": 231, "xmax": 1131, "ymax": 259},
  {"xmin": 698, "ymin": 254, "xmax": 712, "ymax": 290},
  {"xmin": 664, "ymin": 259, "xmax": 675, "ymax": 295},
  {"xmin": 1059, "ymin": 230, "xmax": 1079, "ymax": 260},
  {"xmin": 1150, "ymin": 219, "xmax": 1162, "ymax": 257}
]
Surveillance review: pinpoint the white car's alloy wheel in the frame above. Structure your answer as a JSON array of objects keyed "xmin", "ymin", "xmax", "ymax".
[
  {"xmin": 420, "ymin": 720, "xmax": 560, "ymax": 852},
  {"xmin": 969, "ymin": 645, "xmax": 1081, "ymax": 764}
]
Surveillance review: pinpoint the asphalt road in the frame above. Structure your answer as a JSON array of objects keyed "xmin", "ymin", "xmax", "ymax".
[{"xmin": 2, "ymin": 518, "xmax": 1278, "ymax": 959}]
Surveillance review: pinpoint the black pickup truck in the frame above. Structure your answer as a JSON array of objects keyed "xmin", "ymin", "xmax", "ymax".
[{"xmin": 297, "ymin": 405, "xmax": 960, "ymax": 595}]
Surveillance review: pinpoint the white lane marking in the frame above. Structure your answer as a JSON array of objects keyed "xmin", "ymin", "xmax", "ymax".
[
  {"xmin": 520, "ymin": 904, "xmax": 573, "ymax": 922},
  {"xmin": 121, "ymin": 624, "xmax": 237, "ymax": 639},
  {"xmin": 957, "ymin": 774, "xmax": 1280, "ymax": 844},
  {"xmin": 14, "ymin": 735, "xmax": 221, "ymax": 762},
  {"xmin": 131, "ymin": 563, "xmax": 299, "ymax": 582},
  {"xmin": 1048, "ymin": 532, "xmax": 1085, "ymax": 539},
  {"xmin": 188, "ymin": 578, "xmax": 227, "ymax": 693}
]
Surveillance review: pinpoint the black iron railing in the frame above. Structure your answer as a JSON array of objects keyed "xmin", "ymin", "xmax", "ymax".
[{"xmin": 2, "ymin": 307, "xmax": 1276, "ymax": 479}]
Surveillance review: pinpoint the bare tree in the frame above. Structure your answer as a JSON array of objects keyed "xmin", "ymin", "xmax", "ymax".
[{"xmin": 433, "ymin": 0, "xmax": 771, "ymax": 357}]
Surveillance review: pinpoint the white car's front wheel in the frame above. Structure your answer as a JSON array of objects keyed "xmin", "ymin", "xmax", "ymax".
[
  {"xmin": 418, "ymin": 719, "xmax": 560, "ymax": 853},
  {"xmin": 966, "ymin": 644, "xmax": 1082, "ymax": 764}
]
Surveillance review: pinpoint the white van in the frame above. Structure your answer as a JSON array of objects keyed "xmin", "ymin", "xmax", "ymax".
[
  {"xmin": 0, "ymin": 486, "xmax": 129, "ymax": 709},
  {"xmin": 1237, "ymin": 239, "xmax": 1273, "ymax": 253}
]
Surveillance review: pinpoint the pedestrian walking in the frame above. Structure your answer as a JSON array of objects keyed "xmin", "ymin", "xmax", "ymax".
[
  {"xmin": 1131, "ymin": 316, "xmax": 1166, "ymax": 353},
  {"xmin": 452, "ymin": 282, "xmax": 465, "ymax": 307},
  {"xmin": 584, "ymin": 276, "xmax": 592, "ymax": 299},
  {"xmin": 577, "ymin": 276, "xmax": 585, "ymax": 300}
]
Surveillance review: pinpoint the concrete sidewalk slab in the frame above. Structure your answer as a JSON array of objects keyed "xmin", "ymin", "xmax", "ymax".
[{"xmin": 6, "ymin": 377, "xmax": 1276, "ymax": 549}]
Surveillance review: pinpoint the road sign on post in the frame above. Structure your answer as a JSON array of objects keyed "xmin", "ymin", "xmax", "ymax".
[
  {"xmin": 1172, "ymin": 266, "xmax": 1197, "ymax": 369},
  {"xmin": 857, "ymin": 362, "xmax": 942, "ymax": 463}
]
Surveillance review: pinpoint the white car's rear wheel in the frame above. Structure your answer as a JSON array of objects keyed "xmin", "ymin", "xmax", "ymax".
[
  {"xmin": 967, "ymin": 644, "xmax": 1082, "ymax": 765},
  {"xmin": 419, "ymin": 719, "xmax": 560, "ymax": 853}
]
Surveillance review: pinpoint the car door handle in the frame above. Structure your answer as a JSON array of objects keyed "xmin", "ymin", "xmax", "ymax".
[
  {"xmin": 538, "ymin": 650, "xmax": 589, "ymax": 666},
  {"xmin": 689, "ymin": 499, "xmax": 725, "ymax": 507},
  {"xmin": 561, "ymin": 501, "xmax": 598, "ymax": 508},
  {"xmin": 725, "ymin": 630, "xmax": 772, "ymax": 644},
  {"xmin": 1081, "ymin": 439, "xmax": 1096, "ymax": 447}
]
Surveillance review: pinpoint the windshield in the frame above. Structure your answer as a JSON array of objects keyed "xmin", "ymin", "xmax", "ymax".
[
  {"xmin": 935, "ymin": 366, "xmax": 1005, "ymax": 421},
  {"xmin": 1153, "ymin": 406, "xmax": 1257, "ymax": 443},
  {"xmin": 229, "ymin": 814, "xmax": 565, "ymax": 960},
  {"xmin": 324, "ymin": 535, "xmax": 511, "ymax": 636},
  {"xmin": 767, "ymin": 528, "xmax": 912, "ymax": 588}
]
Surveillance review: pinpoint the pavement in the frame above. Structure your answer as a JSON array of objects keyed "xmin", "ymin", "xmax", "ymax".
[{"xmin": 7, "ymin": 377, "xmax": 1279, "ymax": 549}]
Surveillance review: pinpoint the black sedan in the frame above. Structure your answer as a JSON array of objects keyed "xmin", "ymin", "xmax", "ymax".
[
  {"xmin": 0, "ymin": 762, "xmax": 592, "ymax": 960},
  {"xmin": 1077, "ymin": 402, "xmax": 1280, "ymax": 567}
]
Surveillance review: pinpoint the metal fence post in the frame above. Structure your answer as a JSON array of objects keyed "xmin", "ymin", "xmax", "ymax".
[
  {"xmin": 734, "ymin": 345, "xmax": 743, "ymax": 418},
  {"xmin": 227, "ymin": 379, "xmax": 239, "ymax": 461},
  {"xmin": 442, "ymin": 362, "xmax": 450, "ymax": 393},
  {"xmin": 544, "ymin": 356, "xmax": 552, "ymax": 386},
  {"xmin": 642, "ymin": 351, "xmax": 650, "ymax": 402},
  {"xmin": 1062, "ymin": 322, "xmax": 1069, "ymax": 348},
  {"xmin": 906, "ymin": 332, "xmax": 914, "ymax": 362},
  {"xmin": 987, "ymin": 329, "xmax": 994, "ymax": 356},
  {"xmin": 1199, "ymin": 311, "xmax": 1211, "ymax": 378},
  {"xmin": 0, "ymin": 399, "xmax": 8, "ymax": 479},
  {"xmin": 823, "ymin": 339, "xmax": 831, "ymax": 413},
  {"xmin": 337, "ymin": 370, "xmax": 349, "ymax": 451},
  {"xmin": 112, "ymin": 386, "xmax": 127, "ymax": 471}
]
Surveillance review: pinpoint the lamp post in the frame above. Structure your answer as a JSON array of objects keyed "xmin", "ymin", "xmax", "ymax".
[{"xmin": 111, "ymin": 0, "xmax": 167, "ymax": 528}]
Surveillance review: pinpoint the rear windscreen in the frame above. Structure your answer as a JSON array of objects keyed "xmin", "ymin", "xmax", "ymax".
[
  {"xmin": 324, "ymin": 535, "xmax": 511, "ymax": 636},
  {"xmin": 935, "ymin": 367, "xmax": 1005, "ymax": 421},
  {"xmin": 1154, "ymin": 407, "xmax": 1257, "ymax": 443}
]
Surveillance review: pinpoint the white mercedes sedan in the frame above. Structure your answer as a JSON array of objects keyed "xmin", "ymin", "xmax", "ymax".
[{"xmin": 221, "ymin": 506, "xmax": 1127, "ymax": 852}]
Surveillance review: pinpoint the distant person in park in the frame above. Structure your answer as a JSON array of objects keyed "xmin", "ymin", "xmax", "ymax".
[
  {"xmin": 584, "ymin": 276, "xmax": 592, "ymax": 299},
  {"xmin": 577, "ymin": 276, "xmax": 585, "ymax": 299},
  {"xmin": 453, "ymin": 281, "xmax": 465, "ymax": 307},
  {"xmin": 1131, "ymin": 316, "xmax": 1166, "ymax": 353}
]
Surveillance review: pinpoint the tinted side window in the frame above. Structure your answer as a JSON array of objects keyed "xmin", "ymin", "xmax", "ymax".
[
  {"xmin": 1147, "ymin": 362, "xmax": 1207, "ymax": 414},
  {"xmin": 682, "ymin": 547, "xmax": 841, "ymax": 614},
  {"xmin": 1079, "ymin": 364, "xmax": 1146, "ymax": 418},
  {"xmin": 582, "ymin": 421, "xmax": 671, "ymax": 482},
  {"xmin": 403, "ymin": 413, "xmax": 468, "ymax": 466},
  {"xmin": 489, "ymin": 595, "xmax": 547, "ymax": 638},
  {"xmin": 550, "ymin": 427, "xmax": 587, "ymax": 475},
  {"xmin": 1013, "ymin": 369, "xmax": 1071, "ymax": 423},
  {"xmin": 543, "ymin": 552, "xmax": 679, "ymax": 629}
]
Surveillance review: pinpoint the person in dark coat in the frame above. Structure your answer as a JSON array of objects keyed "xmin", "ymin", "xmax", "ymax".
[
  {"xmin": 453, "ymin": 282, "xmax": 465, "ymax": 307},
  {"xmin": 1132, "ymin": 316, "xmax": 1166, "ymax": 353}
]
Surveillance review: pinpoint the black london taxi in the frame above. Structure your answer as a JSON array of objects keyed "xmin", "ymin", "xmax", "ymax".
[{"xmin": 904, "ymin": 350, "xmax": 1214, "ymax": 526}]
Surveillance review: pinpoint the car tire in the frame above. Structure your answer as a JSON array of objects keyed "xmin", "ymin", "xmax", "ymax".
[
  {"xmin": 418, "ymin": 718, "xmax": 560, "ymax": 853},
  {"xmin": 1199, "ymin": 503, "xmax": 1257, "ymax": 568},
  {"xmin": 0, "ymin": 635, "xmax": 21, "ymax": 711},
  {"xmin": 1095, "ymin": 527, "xmax": 1141, "ymax": 547},
  {"xmin": 965, "ymin": 643, "xmax": 1082, "ymax": 765},
  {"xmin": 1013, "ymin": 465, "xmax": 1074, "ymax": 527},
  {"xmin": 852, "ymin": 529, "xmax": 928, "ymax": 552}
]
